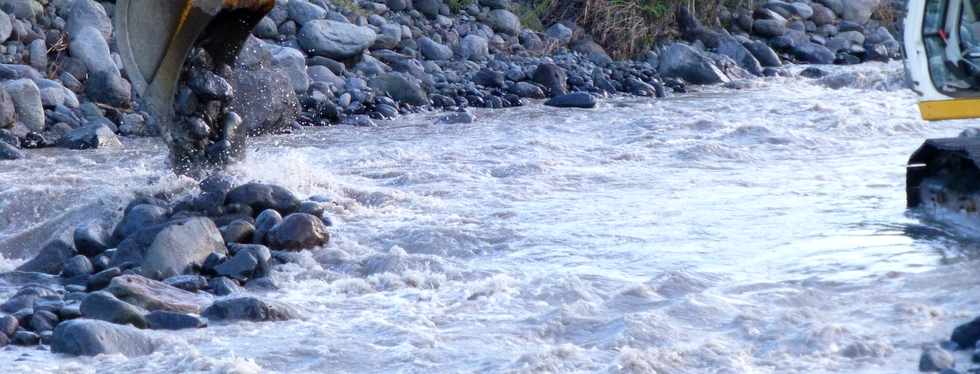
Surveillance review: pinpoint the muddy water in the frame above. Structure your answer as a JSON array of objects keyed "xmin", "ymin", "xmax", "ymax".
[{"xmin": 0, "ymin": 62, "xmax": 977, "ymax": 373}]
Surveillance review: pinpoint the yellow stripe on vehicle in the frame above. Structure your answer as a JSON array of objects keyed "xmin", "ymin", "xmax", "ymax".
[{"xmin": 919, "ymin": 98, "xmax": 980, "ymax": 121}]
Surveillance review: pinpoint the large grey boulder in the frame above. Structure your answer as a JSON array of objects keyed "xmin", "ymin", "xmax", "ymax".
[
  {"xmin": 369, "ymin": 72, "xmax": 429, "ymax": 106},
  {"xmin": 0, "ymin": 12, "xmax": 10, "ymax": 45},
  {"xmin": 4, "ymin": 79, "xmax": 43, "ymax": 131},
  {"xmin": 16, "ymin": 239, "xmax": 76, "ymax": 275},
  {"xmin": 418, "ymin": 37, "xmax": 453, "ymax": 60},
  {"xmin": 658, "ymin": 43, "xmax": 729, "ymax": 85},
  {"xmin": 531, "ymin": 63, "xmax": 568, "ymax": 97},
  {"xmin": 753, "ymin": 19, "xmax": 787, "ymax": 38},
  {"xmin": 69, "ymin": 26, "xmax": 118, "ymax": 75},
  {"xmin": 843, "ymin": 0, "xmax": 879, "ymax": 24},
  {"xmin": 58, "ymin": 123, "xmax": 122, "ymax": 150},
  {"xmin": 0, "ymin": 141, "xmax": 21, "ymax": 160},
  {"xmin": 744, "ymin": 40, "xmax": 782, "ymax": 67},
  {"xmin": 486, "ymin": 9, "xmax": 521, "ymax": 35},
  {"xmin": 271, "ymin": 46, "xmax": 311, "ymax": 93},
  {"xmin": 0, "ymin": 0, "xmax": 36, "ymax": 20},
  {"xmin": 106, "ymin": 274, "xmax": 213, "ymax": 314},
  {"xmin": 51, "ymin": 319, "xmax": 157, "ymax": 357},
  {"xmin": 142, "ymin": 217, "xmax": 225, "ymax": 279},
  {"xmin": 811, "ymin": 3, "xmax": 836, "ymax": 26},
  {"xmin": 792, "ymin": 42, "xmax": 835, "ymax": 64},
  {"xmin": 225, "ymin": 183, "xmax": 301, "ymax": 213},
  {"xmin": 85, "ymin": 70, "xmax": 133, "ymax": 108},
  {"xmin": 203, "ymin": 297, "xmax": 301, "ymax": 322},
  {"xmin": 79, "ymin": 291, "xmax": 148, "ymax": 328},
  {"xmin": 266, "ymin": 213, "xmax": 330, "ymax": 251},
  {"xmin": 66, "ymin": 0, "xmax": 112, "ymax": 40},
  {"xmin": 414, "ymin": 0, "xmax": 442, "ymax": 17},
  {"xmin": 717, "ymin": 36, "xmax": 762, "ymax": 76},
  {"xmin": 287, "ymin": 0, "xmax": 326, "ymax": 25},
  {"xmin": 298, "ymin": 20, "xmax": 377, "ymax": 60},
  {"xmin": 460, "ymin": 34, "xmax": 489, "ymax": 61},
  {"xmin": 545, "ymin": 23, "xmax": 573, "ymax": 45}
]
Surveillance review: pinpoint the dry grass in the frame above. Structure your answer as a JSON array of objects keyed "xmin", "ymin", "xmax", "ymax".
[{"xmin": 574, "ymin": 0, "xmax": 731, "ymax": 59}]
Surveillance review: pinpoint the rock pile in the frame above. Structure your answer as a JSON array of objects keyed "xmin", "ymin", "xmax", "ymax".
[
  {"xmin": 0, "ymin": 178, "xmax": 326, "ymax": 356},
  {"xmin": 0, "ymin": 0, "xmax": 902, "ymax": 162}
]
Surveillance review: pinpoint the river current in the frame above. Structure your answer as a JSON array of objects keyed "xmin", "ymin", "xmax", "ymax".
[{"xmin": 0, "ymin": 62, "xmax": 977, "ymax": 373}]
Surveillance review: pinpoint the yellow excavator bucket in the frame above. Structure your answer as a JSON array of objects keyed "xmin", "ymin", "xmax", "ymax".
[{"xmin": 114, "ymin": 0, "xmax": 274, "ymax": 133}]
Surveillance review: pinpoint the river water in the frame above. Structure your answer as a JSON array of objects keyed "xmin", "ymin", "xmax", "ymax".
[{"xmin": 1, "ymin": 62, "xmax": 978, "ymax": 373}]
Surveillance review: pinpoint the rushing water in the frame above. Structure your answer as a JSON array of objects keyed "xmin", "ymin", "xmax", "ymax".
[{"xmin": 1, "ymin": 62, "xmax": 979, "ymax": 373}]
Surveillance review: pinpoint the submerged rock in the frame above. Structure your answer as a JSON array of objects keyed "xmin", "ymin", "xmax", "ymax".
[
  {"xmin": 16, "ymin": 239, "xmax": 77, "ymax": 275},
  {"xmin": 203, "ymin": 297, "xmax": 301, "ymax": 322},
  {"xmin": 51, "ymin": 319, "xmax": 157, "ymax": 357}
]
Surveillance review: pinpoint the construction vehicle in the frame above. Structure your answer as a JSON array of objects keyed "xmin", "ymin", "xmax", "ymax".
[
  {"xmin": 904, "ymin": 0, "xmax": 980, "ymax": 218},
  {"xmin": 114, "ymin": 0, "xmax": 274, "ymax": 171}
]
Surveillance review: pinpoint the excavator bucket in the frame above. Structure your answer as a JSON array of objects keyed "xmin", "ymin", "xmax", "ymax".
[{"xmin": 114, "ymin": 0, "xmax": 274, "ymax": 170}]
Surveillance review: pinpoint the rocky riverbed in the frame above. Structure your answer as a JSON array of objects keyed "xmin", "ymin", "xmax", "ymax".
[{"xmin": 0, "ymin": 0, "xmax": 901, "ymax": 163}]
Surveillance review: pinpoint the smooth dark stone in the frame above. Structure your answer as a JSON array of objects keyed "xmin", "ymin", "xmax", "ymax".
[
  {"xmin": 544, "ymin": 92, "xmax": 597, "ymax": 109},
  {"xmin": 146, "ymin": 311, "xmax": 206, "ymax": 330},
  {"xmin": 203, "ymin": 297, "xmax": 300, "ymax": 322},
  {"xmin": 79, "ymin": 291, "xmax": 147, "ymax": 328}
]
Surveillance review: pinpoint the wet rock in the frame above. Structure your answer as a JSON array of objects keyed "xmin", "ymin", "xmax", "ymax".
[
  {"xmin": 1, "ymin": 286, "xmax": 58, "ymax": 313},
  {"xmin": 800, "ymin": 67, "xmax": 830, "ymax": 78},
  {"xmin": 13, "ymin": 330, "xmax": 39, "ymax": 345},
  {"xmin": 107, "ymin": 274, "xmax": 212, "ymax": 314},
  {"xmin": 369, "ymin": 72, "xmax": 429, "ymax": 106},
  {"xmin": 436, "ymin": 110, "xmax": 476, "ymax": 124},
  {"xmin": 146, "ymin": 311, "xmax": 206, "ymax": 330},
  {"xmin": 29, "ymin": 309, "xmax": 58, "ymax": 332},
  {"xmin": 58, "ymin": 123, "xmax": 121, "ymax": 150},
  {"xmin": 659, "ymin": 43, "xmax": 729, "ymax": 85},
  {"xmin": 4, "ymin": 79, "xmax": 43, "ymax": 131},
  {"xmin": 74, "ymin": 223, "xmax": 110, "ymax": 257},
  {"xmin": 952, "ymin": 316, "xmax": 980, "ymax": 349},
  {"xmin": 113, "ymin": 204, "xmax": 169, "ymax": 241},
  {"xmin": 231, "ymin": 41, "xmax": 300, "ymax": 135},
  {"xmin": 532, "ymin": 64, "xmax": 568, "ymax": 97},
  {"xmin": 16, "ymin": 239, "xmax": 77, "ymax": 275},
  {"xmin": 51, "ymin": 319, "xmax": 157, "ymax": 357},
  {"xmin": 753, "ymin": 19, "xmax": 786, "ymax": 37},
  {"xmin": 188, "ymin": 70, "xmax": 234, "ymax": 102},
  {"xmin": 545, "ymin": 92, "xmax": 597, "ymax": 109},
  {"xmin": 267, "ymin": 213, "xmax": 330, "ymax": 251},
  {"xmin": 271, "ymin": 46, "xmax": 311, "ymax": 94},
  {"xmin": 112, "ymin": 217, "xmax": 226, "ymax": 280},
  {"xmin": 221, "ymin": 219, "xmax": 255, "ymax": 244},
  {"xmin": 920, "ymin": 345, "xmax": 955, "ymax": 372},
  {"xmin": 717, "ymin": 36, "xmax": 762, "ymax": 76},
  {"xmin": 226, "ymin": 183, "xmax": 300, "ymax": 214},
  {"xmin": 0, "ymin": 141, "xmax": 22, "ymax": 160},
  {"xmin": 203, "ymin": 297, "xmax": 301, "ymax": 322},
  {"xmin": 79, "ymin": 291, "xmax": 147, "ymax": 328},
  {"xmin": 744, "ymin": 40, "xmax": 781, "ymax": 67},
  {"xmin": 86, "ymin": 267, "xmax": 121, "ymax": 291},
  {"xmin": 414, "ymin": 0, "xmax": 442, "ymax": 17},
  {"xmin": 208, "ymin": 276, "xmax": 242, "ymax": 296},
  {"xmin": 509, "ymin": 82, "xmax": 546, "ymax": 99},
  {"xmin": 253, "ymin": 208, "xmax": 283, "ymax": 245},
  {"xmin": 843, "ymin": 0, "xmax": 878, "ymax": 24},
  {"xmin": 0, "ymin": 313, "xmax": 17, "ymax": 336},
  {"xmin": 545, "ymin": 23, "xmax": 573, "ymax": 45},
  {"xmin": 298, "ymin": 20, "xmax": 377, "ymax": 60},
  {"xmin": 792, "ymin": 42, "xmax": 835, "ymax": 64},
  {"xmin": 163, "ymin": 275, "xmax": 208, "ymax": 292},
  {"xmin": 62, "ymin": 255, "xmax": 93, "ymax": 278}
]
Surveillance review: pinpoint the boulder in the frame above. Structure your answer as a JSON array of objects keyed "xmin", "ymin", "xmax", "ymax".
[
  {"xmin": 919, "ymin": 345, "xmax": 955, "ymax": 372},
  {"xmin": 658, "ymin": 43, "xmax": 729, "ymax": 85},
  {"xmin": 418, "ymin": 37, "xmax": 453, "ymax": 60},
  {"xmin": 744, "ymin": 40, "xmax": 781, "ymax": 67},
  {"xmin": 69, "ymin": 26, "xmax": 118, "ymax": 75},
  {"xmin": 225, "ymin": 183, "xmax": 301, "ymax": 214},
  {"xmin": 717, "ymin": 36, "xmax": 762, "ymax": 76},
  {"xmin": 4, "ymin": 79, "xmax": 43, "ymax": 131},
  {"xmin": 297, "ymin": 20, "xmax": 377, "ymax": 60},
  {"xmin": 58, "ymin": 123, "xmax": 122, "ymax": 150},
  {"xmin": 843, "ymin": 0, "xmax": 879, "ymax": 24},
  {"xmin": 51, "ymin": 319, "xmax": 157, "ymax": 357},
  {"xmin": 545, "ymin": 23, "xmax": 573, "ymax": 45},
  {"xmin": 753, "ymin": 19, "xmax": 787, "ymax": 38},
  {"xmin": 544, "ymin": 92, "xmax": 597, "ymax": 109},
  {"xmin": 952, "ymin": 316, "xmax": 980, "ymax": 349},
  {"xmin": 287, "ymin": 0, "xmax": 326, "ymax": 25},
  {"xmin": 531, "ymin": 63, "xmax": 568, "ymax": 97},
  {"xmin": 267, "ymin": 213, "xmax": 330, "ymax": 251},
  {"xmin": 253, "ymin": 208, "xmax": 283, "ymax": 245},
  {"xmin": 203, "ymin": 297, "xmax": 301, "ymax": 322},
  {"xmin": 414, "ymin": 0, "xmax": 442, "ymax": 17},
  {"xmin": 369, "ymin": 72, "xmax": 429, "ymax": 106},
  {"xmin": 460, "ymin": 34, "xmax": 489, "ymax": 61},
  {"xmin": 486, "ymin": 9, "xmax": 521, "ymax": 35},
  {"xmin": 74, "ymin": 223, "xmax": 110, "ymax": 257},
  {"xmin": 232, "ymin": 39, "xmax": 300, "ymax": 135},
  {"xmin": 142, "ymin": 218, "xmax": 225, "ymax": 279},
  {"xmin": 113, "ymin": 204, "xmax": 169, "ymax": 241},
  {"xmin": 79, "ymin": 291, "xmax": 148, "ymax": 328},
  {"xmin": 16, "ymin": 239, "xmax": 76, "ymax": 275},
  {"xmin": 0, "ymin": 141, "xmax": 22, "ymax": 160},
  {"xmin": 792, "ymin": 42, "xmax": 835, "ymax": 64},
  {"xmin": 216, "ymin": 244, "xmax": 272, "ymax": 280},
  {"xmin": 106, "ymin": 274, "xmax": 212, "ymax": 314},
  {"xmin": 66, "ymin": 0, "xmax": 112, "ymax": 40},
  {"xmin": 146, "ymin": 311, "xmax": 206, "ymax": 330}
]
